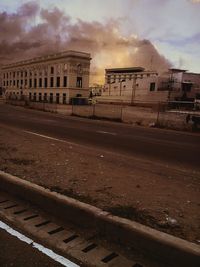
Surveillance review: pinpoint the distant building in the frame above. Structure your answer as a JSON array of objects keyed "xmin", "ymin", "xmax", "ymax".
[
  {"xmin": 89, "ymin": 84, "xmax": 103, "ymax": 97},
  {"xmin": 0, "ymin": 65, "xmax": 3, "ymax": 96},
  {"xmin": 102, "ymin": 67, "xmax": 159, "ymax": 103},
  {"xmin": 158, "ymin": 69, "xmax": 200, "ymax": 101},
  {"xmin": 101, "ymin": 67, "xmax": 200, "ymax": 103},
  {"xmin": 1, "ymin": 50, "xmax": 91, "ymax": 104}
]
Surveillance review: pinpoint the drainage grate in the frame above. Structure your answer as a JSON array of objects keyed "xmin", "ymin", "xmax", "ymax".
[
  {"xmin": 24, "ymin": 214, "xmax": 39, "ymax": 221},
  {"xmin": 48, "ymin": 226, "xmax": 64, "ymax": 235},
  {"xmin": 0, "ymin": 200, "xmax": 9, "ymax": 204},
  {"xmin": 0, "ymin": 191, "xmax": 144, "ymax": 267},
  {"xmin": 35, "ymin": 220, "xmax": 51, "ymax": 228},
  {"xmin": 101, "ymin": 252, "xmax": 119, "ymax": 263},
  {"xmin": 4, "ymin": 204, "xmax": 19, "ymax": 210},
  {"xmin": 14, "ymin": 209, "xmax": 28, "ymax": 215},
  {"xmin": 63, "ymin": 234, "xmax": 79, "ymax": 244},
  {"xmin": 82, "ymin": 243, "xmax": 98, "ymax": 253}
]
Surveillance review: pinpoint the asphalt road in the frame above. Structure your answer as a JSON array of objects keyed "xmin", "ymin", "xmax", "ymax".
[
  {"xmin": 0, "ymin": 104, "xmax": 199, "ymax": 170},
  {"xmin": 0, "ymin": 228, "xmax": 63, "ymax": 267}
]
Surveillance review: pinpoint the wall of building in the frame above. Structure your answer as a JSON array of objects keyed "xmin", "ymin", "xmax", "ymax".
[
  {"xmin": 103, "ymin": 69, "xmax": 160, "ymax": 102},
  {"xmin": 1, "ymin": 51, "xmax": 91, "ymax": 104},
  {"xmin": 158, "ymin": 70, "xmax": 200, "ymax": 101},
  {"xmin": 182, "ymin": 72, "xmax": 200, "ymax": 99}
]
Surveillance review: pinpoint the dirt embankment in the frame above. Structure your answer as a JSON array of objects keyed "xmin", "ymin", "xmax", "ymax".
[{"xmin": 0, "ymin": 124, "xmax": 199, "ymax": 243}]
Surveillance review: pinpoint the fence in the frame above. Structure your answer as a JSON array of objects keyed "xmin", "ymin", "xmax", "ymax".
[
  {"xmin": 72, "ymin": 104, "xmax": 123, "ymax": 121},
  {"xmin": 5, "ymin": 99, "xmax": 200, "ymax": 131}
]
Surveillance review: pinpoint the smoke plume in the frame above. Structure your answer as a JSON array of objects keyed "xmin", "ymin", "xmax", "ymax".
[{"xmin": 0, "ymin": 2, "xmax": 171, "ymax": 84}]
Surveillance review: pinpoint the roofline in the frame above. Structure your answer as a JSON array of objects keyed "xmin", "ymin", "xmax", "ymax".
[
  {"xmin": 184, "ymin": 72, "xmax": 200, "ymax": 75},
  {"xmin": 169, "ymin": 68, "xmax": 187, "ymax": 73},
  {"xmin": 106, "ymin": 67, "xmax": 145, "ymax": 72},
  {"xmin": 2, "ymin": 50, "xmax": 91, "ymax": 70}
]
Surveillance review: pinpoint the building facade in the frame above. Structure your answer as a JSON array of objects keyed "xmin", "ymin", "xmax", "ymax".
[
  {"xmin": 1, "ymin": 50, "xmax": 91, "ymax": 104},
  {"xmin": 101, "ymin": 67, "xmax": 200, "ymax": 103},
  {"xmin": 102, "ymin": 67, "xmax": 159, "ymax": 103},
  {"xmin": 158, "ymin": 69, "xmax": 200, "ymax": 101}
]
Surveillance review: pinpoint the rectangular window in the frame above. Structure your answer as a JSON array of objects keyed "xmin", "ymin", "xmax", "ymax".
[
  {"xmin": 50, "ymin": 93, "xmax": 53, "ymax": 103},
  {"xmin": 44, "ymin": 93, "xmax": 47, "ymax": 102},
  {"xmin": 150, "ymin": 82, "xmax": 156, "ymax": 91},
  {"xmin": 33, "ymin": 93, "xmax": 36, "ymax": 101},
  {"xmin": 17, "ymin": 80, "xmax": 19, "ymax": 88},
  {"xmin": 44, "ymin": 78, "xmax": 48, "ymax": 88},
  {"xmin": 13, "ymin": 80, "xmax": 15, "ymax": 86},
  {"xmin": 63, "ymin": 76, "xmax": 67, "ymax": 87},
  {"xmin": 34, "ymin": 79, "xmax": 37, "ymax": 88},
  {"xmin": 29, "ymin": 79, "xmax": 32, "ymax": 88},
  {"xmin": 76, "ymin": 77, "xmax": 82, "ymax": 88},
  {"xmin": 39, "ymin": 78, "xmax": 42, "ymax": 87},
  {"xmin": 39, "ymin": 93, "xmax": 42, "ymax": 102},
  {"xmin": 50, "ymin": 77, "xmax": 54, "ymax": 87},
  {"xmin": 51, "ymin": 66, "xmax": 54, "ymax": 75},
  {"xmin": 182, "ymin": 83, "xmax": 192, "ymax": 92},
  {"xmin": 56, "ymin": 93, "xmax": 60, "ymax": 104},
  {"xmin": 56, "ymin": 77, "xmax": 60, "ymax": 87},
  {"xmin": 63, "ymin": 93, "xmax": 66, "ymax": 104}
]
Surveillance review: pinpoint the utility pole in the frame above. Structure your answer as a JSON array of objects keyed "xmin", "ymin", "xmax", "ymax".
[{"xmin": 131, "ymin": 76, "xmax": 136, "ymax": 105}]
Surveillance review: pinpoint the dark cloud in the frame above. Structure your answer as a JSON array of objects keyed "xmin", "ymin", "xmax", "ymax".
[
  {"xmin": 18, "ymin": 1, "xmax": 39, "ymax": 17},
  {"xmin": 0, "ymin": 1, "xmax": 171, "ymax": 83}
]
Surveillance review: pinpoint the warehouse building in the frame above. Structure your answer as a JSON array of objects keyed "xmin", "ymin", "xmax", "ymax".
[
  {"xmin": 102, "ymin": 67, "xmax": 159, "ymax": 103},
  {"xmin": 101, "ymin": 67, "xmax": 200, "ymax": 103}
]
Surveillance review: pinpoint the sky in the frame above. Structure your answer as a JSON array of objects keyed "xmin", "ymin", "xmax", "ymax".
[{"xmin": 0, "ymin": 0, "xmax": 200, "ymax": 84}]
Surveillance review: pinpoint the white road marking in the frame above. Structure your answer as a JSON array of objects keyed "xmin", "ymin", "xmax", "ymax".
[
  {"xmin": 23, "ymin": 131, "xmax": 76, "ymax": 146},
  {"xmin": 97, "ymin": 130, "xmax": 117, "ymax": 136},
  {"xmin": 0, "ymin": 220, "xmax": 79, "ymax": 267}
]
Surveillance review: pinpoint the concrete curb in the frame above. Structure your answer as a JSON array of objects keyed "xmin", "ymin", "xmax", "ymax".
[{"xmin": 0, "ymin": 171, "xmax": 199, "ymax": 267}]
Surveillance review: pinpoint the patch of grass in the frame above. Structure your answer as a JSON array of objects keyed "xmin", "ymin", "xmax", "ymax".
[
  {"xmin": 0, "ymin": 146, "xmax": 7, "ymax": 152},
  {"xmin": 72, "ymin": 113, "xmax": 122, "ymax": 123},
  {"xmin": 7, "ymin": 158, "xmax": 35, "ymax": 165},
  {"xmin": 106, "ymin": 205, "xmax": 183, "ymax": 238},
  {"xmin": 106, "ymin": 205, "xmax": 149, "ymax": 221},
  {"xmin": 49, "ymin": 186, "xmax": 98, "ymax": 205}
]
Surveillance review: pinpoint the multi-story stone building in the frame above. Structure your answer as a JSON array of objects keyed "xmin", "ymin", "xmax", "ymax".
[{"xmin": 1, "ymin": 50, "xmax": 91, "ymax": 104}]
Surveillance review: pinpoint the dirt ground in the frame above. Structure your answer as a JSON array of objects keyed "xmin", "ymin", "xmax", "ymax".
[{"xmin": 0, "ymin": 124, "xmax": 199, "ymax": 244}]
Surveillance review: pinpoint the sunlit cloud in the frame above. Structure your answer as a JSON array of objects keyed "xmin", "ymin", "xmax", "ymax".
[
  {"xmin": 0, "ymin": 1, "xmax": 171, "ymax": 84},
  {"xmin": 190, "ymin": 0, "xmax": 200, "ymax": 3},
  {"xmin": 0, "ymin": 0, "xmax": 199, "ymax": 83}
]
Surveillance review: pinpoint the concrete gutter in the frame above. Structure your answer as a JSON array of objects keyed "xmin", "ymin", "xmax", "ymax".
[{"xmin": 0, "ymin": 171, "xmax": 199, "ymax": 267}]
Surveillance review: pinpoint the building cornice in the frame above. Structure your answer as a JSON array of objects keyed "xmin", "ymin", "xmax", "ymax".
[{"xmin": 2, "ymin": 50, "xmax": 91, "ymax": 70}]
